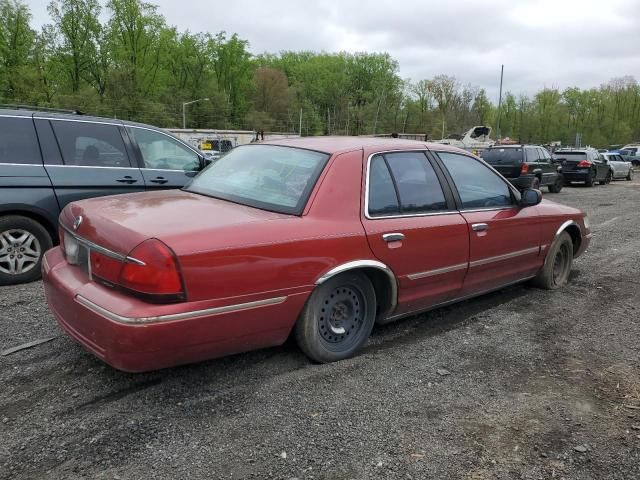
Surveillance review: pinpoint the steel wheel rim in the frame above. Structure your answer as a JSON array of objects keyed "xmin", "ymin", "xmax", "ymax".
[
  {"xmin": 318, "ymin": 285, "xmax": 365, "ymax": 350},
  {"xmin": 0, "ymin": 229, "xmax": 42, "ymax": 275},
  {"xmin": 552, "ymin": 243, "xmax": 570, "ymax": 285}
]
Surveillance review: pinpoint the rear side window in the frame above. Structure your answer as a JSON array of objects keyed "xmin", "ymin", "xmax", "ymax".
[
  {"xmin": 51, "ymin": 121, "xmax": 130, "ymax": 167},
  {"xmin": 481, "ymin": 148, "xmax": 523, "ymax": 164},
  {"xmin": 368, "ymin": 152, "xmax": 447, "ymax": 217},
  {"xmin": 438, "ymin": 151, "xmax": 513, "ymax": 209},
  {"xmin": 0, "ymin": 117, "xmax": 41, "ymax": 165}
]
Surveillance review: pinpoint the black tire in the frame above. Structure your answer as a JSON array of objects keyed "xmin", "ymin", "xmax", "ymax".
[
  {"xmin": 585, "ymin": 171, "xmax": 594, "ymax": 187},
  {"xmin": 627, "ymin": 168, "xmax": 634, "ymax": 181},
  {"xmin": 295, "ymin": 271, "xmax": 376, "ymax": 363},
  {"xmin": 531, "ymin": 177, "xmax": 541, "ymax": 190},
  {"xmin": 548, "ymin": 175, "xmax": 563, "ymax": 193},
  {"xmin": 599, "ymin": 171, "xmax": 612, "ymax": 185},
  {"xmin": 531, "ymin": 231, "xmax": 573, "ymax": 290},
  {"xmin": 0, "ymin": 215, "xmax": 53, "ymax": 286}
]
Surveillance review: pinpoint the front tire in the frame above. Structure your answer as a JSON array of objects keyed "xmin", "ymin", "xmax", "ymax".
[
  {"xmin": 531, "ymin": 232, "xmax": 573, "ymax": 290},
  {"xmin": 0, "ymin": 215, "xmax": 53, "ymax": 286},
  {"xmin": 295, "ymin": 271, "xmax": 376, "ymax": 363},
  {"xmin": 627, "ymin": 168, "xmax": 634, "ymax": 181}
]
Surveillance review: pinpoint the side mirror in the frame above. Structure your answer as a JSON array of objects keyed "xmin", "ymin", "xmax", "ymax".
[{"xmin": 520, "ymin": 188, "xmax": 542, "ymax": 208}]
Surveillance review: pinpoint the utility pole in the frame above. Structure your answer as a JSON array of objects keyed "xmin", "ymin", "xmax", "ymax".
[
  {"xmin": 496, "ymin": 64, "xmax": 504, "ymax": 140},
  {"xmin": 182, "ymin": 98, "xmax": 209, "ymax": 129},
  {"xmin": 299, "ymin": 108, "xmax": 303, "ymax": 136}
]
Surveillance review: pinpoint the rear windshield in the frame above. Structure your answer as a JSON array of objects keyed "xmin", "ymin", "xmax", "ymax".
[
  {"xmin": 184, "ymin": 145, "xmax": 330, "ymax": 215},
  {"xmin": 481, "ymin": 148, "xmax": 523, "ymax": 164},
  {"xmin": 554, "ymin": 152, "xmax": 586, "ymax": 158}
]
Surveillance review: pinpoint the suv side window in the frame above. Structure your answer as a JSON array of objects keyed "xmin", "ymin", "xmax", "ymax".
[
  {"xmin": 437, "ymin": 151, "xmax": 513, "ymax": 209},
  {"xmin": 384, "ymin": 152, "xmax": 447, "ymax": 213},
  {"xmin": 524, "ymin": 148, "xmax": 537, "ymax": 163},
  {"xmin": 127, "ymin": 127, "xmax": 200, "ymax": 171},
  {"xmin": 51, "ymin": 121, "xmax": 130, "ymax": 167},
  {"xmin": 0, "ymin": 117, "xmax": 42, "ymax": 165}
]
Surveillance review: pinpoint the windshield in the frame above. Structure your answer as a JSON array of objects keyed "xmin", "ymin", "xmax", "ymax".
[
  {"xmin": 481, "ymin": 148, "xmax": 523, "ymax": 164},
  {"xmin": 185, "ymin": 144, "xmax": 330, "ymax": 215}
]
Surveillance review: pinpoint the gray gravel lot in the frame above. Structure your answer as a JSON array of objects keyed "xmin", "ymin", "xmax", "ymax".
[{"xmin": 2, "ymin": 178, "xmax": 640, "ymax": 480}]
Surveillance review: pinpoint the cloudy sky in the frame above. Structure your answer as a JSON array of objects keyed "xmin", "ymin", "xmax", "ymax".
[{"xmin": 26, "ymin": 0, "xmax": 640, "ymax": 100}]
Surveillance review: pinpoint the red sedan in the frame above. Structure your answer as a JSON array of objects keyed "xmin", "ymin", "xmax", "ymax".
[{"xmin": 42, "ymin": 138, "xmax": 591, "ymax": 372}]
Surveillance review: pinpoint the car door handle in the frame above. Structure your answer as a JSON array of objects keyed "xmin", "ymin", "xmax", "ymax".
[
  {"xmin": 149, "ymin": 177, "xmax": 168, "ymax": 184},
  {"xmin": 472, "ymin": 223, "xmax": 489, "ymax": 232},
  {"xmin": 116, "ymin": 176, "xmax": 137, "ymax": 184},
  {"xmin": 382, "ymin": 233, "xmax": 405, "ymax": 242}
]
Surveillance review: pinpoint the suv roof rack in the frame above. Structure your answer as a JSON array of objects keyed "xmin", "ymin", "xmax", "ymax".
[{"xmin": 0, "ymin": 104, "xmax": 84, "ymax": 115}]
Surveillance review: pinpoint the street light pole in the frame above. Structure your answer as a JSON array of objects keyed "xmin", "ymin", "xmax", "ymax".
[{"xmin": 182, "ymin": 98, "xmax": 209, "ymax": 129}]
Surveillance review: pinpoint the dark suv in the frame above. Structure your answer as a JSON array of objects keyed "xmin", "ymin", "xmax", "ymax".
[
  {"xmin": 480, "ymin": 145, "xmax": 563, "ymax": 193},
  {"xmin": 552, "ymin": 148, "xmax": 611, "ymax": 186},
  {"xmin": 0, "ymin": 108, "xmax": 207, "ymax": 285}
]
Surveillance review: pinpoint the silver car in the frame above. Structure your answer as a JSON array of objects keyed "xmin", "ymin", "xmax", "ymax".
[{"xmin": 603, "ymin": 153, "xmax": 634, "ymax": 181}]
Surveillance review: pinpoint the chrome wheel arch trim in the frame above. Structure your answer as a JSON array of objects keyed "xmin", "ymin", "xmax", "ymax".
[
  {"xmin": 545, "ymin": 220, "xmax": 583, "ymax": 267},
  {"xmin": 315, "ymin": 259, "xmax": 398, "ymax": 314}
]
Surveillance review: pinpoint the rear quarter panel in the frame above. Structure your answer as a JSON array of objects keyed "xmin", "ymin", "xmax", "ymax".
[{"xmin": 177, "ymin": 149, "xmax": 372, "ymax": 303}]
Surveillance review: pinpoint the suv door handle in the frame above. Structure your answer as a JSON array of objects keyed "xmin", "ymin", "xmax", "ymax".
[
  {"xmin": 116, "ymin": 176, "xmax": 137, "ymax": 184},
  {"xmin": 382, "ymin": 232, "xmax": 405, "ymax": 242},
  {"xmin": 149, "ymin": 177, "xmax": 168, "ymax": 184},
  {"xmin": 472, "ymin": 223, "xmax": 489, "ymax": 232}
]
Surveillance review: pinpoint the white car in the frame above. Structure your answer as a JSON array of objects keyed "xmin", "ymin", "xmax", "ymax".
[{"xmin": 603, "ymin": 153, "xmax": 634, "ymax": 181}]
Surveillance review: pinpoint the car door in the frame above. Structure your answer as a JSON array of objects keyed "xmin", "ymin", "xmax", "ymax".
[
  {"xmin": 592, "ymin": 152, "xmax": 608, "ymax": 181},
  {"xmin": 361, "ymin": 151, "xmax": 469, "ymax": 316},
  {"xmin": 43, "ymin": 119, "xmax": 144, "ymax": 208},
  {"xmin": 537, "ymin": 147, "xmax": 557, "ymax": 185},
  {"xmin": 433, "ymin": 150, "xmax": 543, "ymax": 297},
  {"xmin": 125, "ymin": 126, "xmax": 203, "ymax": 189}
]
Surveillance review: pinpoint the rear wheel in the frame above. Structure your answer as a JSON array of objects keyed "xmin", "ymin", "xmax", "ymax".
[
  {"xmin": 548, "ymin": 175, "xmax": 563, "ymax": 193},
  {"xmin": 531, "ymin": 232, "xmax": 573, "ymax": 290},
  {"xmin": 531, "ymin": 176, "xmax": 541, "ymax": 190},
  {"xmin": 585, "ymin": 171, "xmax": 594, "ymax": 187},
  {"xmin": 295, "ymin": 271, "xmax": 376, "ymax": 363},
  {"xmin": 0, "ymin": 215, "xmax": 52, "ymax": 286}
]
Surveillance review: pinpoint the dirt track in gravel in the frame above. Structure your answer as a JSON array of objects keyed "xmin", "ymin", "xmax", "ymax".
[{"xmin": 1, "ymin": 178, "xmax": 639, "ymax": 480}]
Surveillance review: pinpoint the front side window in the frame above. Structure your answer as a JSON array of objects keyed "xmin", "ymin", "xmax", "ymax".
[
  {"xmin": 51, "ymin": 121, "xmax": 130, "ymax": 167},
  {"xmin": 128, "ymin": 127, "xmax": 200, "ymax": 171},
  {"xmin": 437, "ymin": 151, "xmax": 513, "ymax": 209},
  {"xmin": 0, "ymin": 117, "xmax": 42, "ymax": 165},
  {"xmin": 185, "ymin": 145, "xmax": 329, "ymax": 215}
]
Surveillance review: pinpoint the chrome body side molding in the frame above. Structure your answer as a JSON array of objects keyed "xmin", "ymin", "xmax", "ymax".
[
  {"xmin": 407, "ymin": 263, "xmax": 468, "ymax": 280},
  {"xmin": 469, "ymin": 246, "xmax": 540, "ymax": 268},
  {"xmin": 76, "ymin": 295, "xmax": 287, "ymax": 325}
]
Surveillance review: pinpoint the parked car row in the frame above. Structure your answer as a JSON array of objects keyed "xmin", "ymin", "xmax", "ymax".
[{"xmin": 479, "ymin": 144, "xmax": 634, "ymax": 191}]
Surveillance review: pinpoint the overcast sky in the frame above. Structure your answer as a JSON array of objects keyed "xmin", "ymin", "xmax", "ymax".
[{"xmin": 26, "ymin": 0, "xmax": 640, "ymax": 101}]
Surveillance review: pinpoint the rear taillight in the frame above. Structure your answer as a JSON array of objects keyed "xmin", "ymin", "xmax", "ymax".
[
  {"xmin": 118, "ymin": 239, "xmax": 185, "ymax": 302},
  {"xmin": 520, "ymin": 163, "xmax": 529, "ymax": 174},
  {"xmin": 90, "ymin": 251, "xmax": 122, "ymax": 285},
  {"xmin": 577, "ymin": 160, "xmax": 592, "ymax": 167}
]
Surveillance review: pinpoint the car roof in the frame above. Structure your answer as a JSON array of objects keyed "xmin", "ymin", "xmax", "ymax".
[
  {"xmin": 0, "ymin": 107, "xmax": 164, "ymax": 130},
  {"xmin": 259, "ymin": 136, "xmax": 466, "ymax": 155}
]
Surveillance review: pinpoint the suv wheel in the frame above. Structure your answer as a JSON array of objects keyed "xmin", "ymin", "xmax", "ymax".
[
  {"xmin": 626, "ymin": 168, "xmax": 634, "ymax": 181},
  {"xmin": 531, "ymin": 177, "xmax": 541, "ymax": 190},
  {"xmin": 599, "ymin": 171, "xmax": 612, "ymax": 185},
  {"xmin": 0, "ymin": 215, "xmax": 53, "ymax": 285},
  {"xmin": 548, "ymin": 175, "xmax": 563, "ymax": 193},
  {"xmin": 585, "ymin": 171, "xmax": 594, "ymax": 187}
]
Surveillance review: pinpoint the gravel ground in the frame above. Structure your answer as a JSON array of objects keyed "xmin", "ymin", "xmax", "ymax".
[{"xmin": 1, "ymin": 178, "xmax": 640, "ymax": 480}]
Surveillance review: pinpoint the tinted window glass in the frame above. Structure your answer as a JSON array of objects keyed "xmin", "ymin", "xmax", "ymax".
[
  {"xmin": 481, "ymin": 148, "xmax": 523, "ymax": 164},
  {"xmin": 438, "ymin": 152, "xmax": 513, "ymax": 209},
  {"xmin": 525, "ymin": 148, "xmax": 538, "ymax": 162},
  {"xmin": 185, "ymin": 145, "xmax": 329, "ymax": 215},
  {"xmin": 51, "ymin": 121, "xmax": 130, "ymax": 167},
  {"xmin": 540, "ymin": 148, "xmax": 552, "ymax": 161},
  {"xmin": 0, "ymin": 117, "xmax": 41, "ymax": 165},
  {"xmin": 368, "ymin": 155, "xmax": 400, "ymax": 216},
  {"xmin": 128, "ymin": 127, "xmax": 200, "ymax": 171},
  {"xmin": 384, "ymin": 152, "xmax": 447, "ymax": 213}
]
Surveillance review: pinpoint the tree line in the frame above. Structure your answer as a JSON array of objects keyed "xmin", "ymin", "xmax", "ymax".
[{"xmin": 1, "ymin": 0, "xmax": 639, "ymax": 147}]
